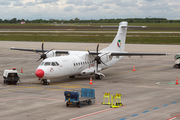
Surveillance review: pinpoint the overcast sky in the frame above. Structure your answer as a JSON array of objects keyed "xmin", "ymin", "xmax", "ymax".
[{"xmin": 0, "ymin": 0, "xmax": 180, "ymax": 20}]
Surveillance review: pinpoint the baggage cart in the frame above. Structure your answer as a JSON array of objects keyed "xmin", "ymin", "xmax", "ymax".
[{"xmin": 64, "ymin": 88, "xmax": 95, "ymax": 108}]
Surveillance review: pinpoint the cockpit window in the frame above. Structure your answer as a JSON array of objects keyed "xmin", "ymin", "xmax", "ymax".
[
  {"xmin": 51, "ymin": 62, "xmax": 56, "ymax": 66},
  {"xmin": 40, "ymin": 62, "xmax": 44, "ymax": 66},
  {"xmin": 55, "ymin": 62, "xmax": 59, "ymax": 66},
  {"xmin": 44, "ymin": 62, "xmax": 51, "ymax": 66}
]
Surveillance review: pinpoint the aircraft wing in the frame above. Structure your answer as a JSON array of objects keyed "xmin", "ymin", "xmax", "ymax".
[
  {"xmin": 10, "ymin": 47, "xmax": 69, "ymax": 54},
  {"xmin": 10, "ymin": 47, "xmax": 47, "ymax": 52},
  {"xmin": 111, "ymin": 52, "xmax": 171, "ymax": 56}
]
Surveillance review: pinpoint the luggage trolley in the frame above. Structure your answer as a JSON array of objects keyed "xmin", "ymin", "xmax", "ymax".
[{"xmin": 64, "ymin": 88, "xmax": 95, "ymax": 108}]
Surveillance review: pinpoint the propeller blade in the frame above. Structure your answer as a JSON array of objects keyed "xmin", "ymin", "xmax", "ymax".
[
  {"xmin": 86, "ymin": 49, "xmax": 90, "ymax": 53},
  {"xmin": 33, "ymin": 48, "xmax": 41, "ymax": 55},
  {"xmin": 87, "ymin": 49, "xmax": 96, "ymax": 57},
  {"xmin": 96, "ymin": 61, "xmax": 98, "ymax": 72},
  {"xmin": 37, "ymin": 57, "xmax": 42, "ymax": 62},
  {"xmin": 87, "ymin": 43, "xmax": 107, "ymax": 73},
  {"xmin": 42, "ymin": 41, "xmax": 44, "ymax": 54},
  {"xmin": 36, "ymin": 41, "xmax": 48, "ymax": 62},
  {"xmin": 96, "ymin": 43, "xmax": 99, "ymax": 55},
  {"xmin": 100, "ymin": 59, "xmax": 108, "ymax": 67},
  {"xmin": 46, "ymin": 48, "xmax": 54, "ymax": 54}
]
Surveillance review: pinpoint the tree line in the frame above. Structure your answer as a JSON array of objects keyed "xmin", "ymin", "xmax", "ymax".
[{"xmin": 0, "ymin": 17, "xmax": 180, "ymax": 24}]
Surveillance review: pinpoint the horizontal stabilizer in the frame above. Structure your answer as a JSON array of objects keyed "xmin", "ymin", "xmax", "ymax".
[
  {"xmin": 101, "ymin": 25, "xmax": 147, "ymax": 28},
  {"xmin": 122, "ymin": 26, "xmax": 147, "ymax": 28}
]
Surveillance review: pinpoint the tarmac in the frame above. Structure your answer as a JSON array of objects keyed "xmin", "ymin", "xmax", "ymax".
[{"xmin": 0, "ymin": 41, "xmax": 180, "ymax": 120}]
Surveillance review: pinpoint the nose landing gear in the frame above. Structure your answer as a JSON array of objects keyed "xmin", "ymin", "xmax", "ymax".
[{"xmin": 41, "ymin": 79, "xmax": 50, "ymax": 85}]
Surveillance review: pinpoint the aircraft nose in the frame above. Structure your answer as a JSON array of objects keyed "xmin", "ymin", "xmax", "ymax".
[{"xmin": 35, "ymin": 69, "xmax": 44, "ymax": 78}]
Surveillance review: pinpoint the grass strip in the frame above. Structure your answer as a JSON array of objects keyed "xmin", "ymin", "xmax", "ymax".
[{"xmin": 0, "ymin": 34, "xmax": 180, "ymax": 44}]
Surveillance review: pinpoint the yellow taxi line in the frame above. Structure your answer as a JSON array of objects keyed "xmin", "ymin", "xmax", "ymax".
[{"xmin": 0, "ymin": 88, "xmax": 26, "ymax": 93}]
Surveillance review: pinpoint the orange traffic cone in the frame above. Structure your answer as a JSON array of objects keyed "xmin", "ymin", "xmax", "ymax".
[
  {"xmin": 89, "ymin": 77, "xmax": 93, "ymax": 85},
  {"xmin": 133, "ymin": 65, "xmax": 136, "ymax": 71},
  {"xmin": 21, "ymin": 67, "xmax": 23, "ymax": 73},
  {"xmin": 176, "ymin": 77, "xmax": 179, "ymax": 85}
]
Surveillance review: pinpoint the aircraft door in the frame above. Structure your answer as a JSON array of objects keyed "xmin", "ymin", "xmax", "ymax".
[{"xmin": 61, "ymin": 60, "xmax": 73, "ymax": 75}]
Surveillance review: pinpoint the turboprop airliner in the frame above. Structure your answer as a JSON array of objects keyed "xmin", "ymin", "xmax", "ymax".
[{"xmin": 10, "ymin": 21, "xmax": 170, "ymax": 85}]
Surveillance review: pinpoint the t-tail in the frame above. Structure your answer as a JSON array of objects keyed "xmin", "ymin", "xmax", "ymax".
[{"xmin": 101, "ymin": 21, "xmax": 146, "ymax": 52}]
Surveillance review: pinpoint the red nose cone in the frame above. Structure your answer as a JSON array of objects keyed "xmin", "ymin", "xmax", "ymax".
[{"xmin": 35, "ymin": 69, "xmax": 44, "ymax": 78}]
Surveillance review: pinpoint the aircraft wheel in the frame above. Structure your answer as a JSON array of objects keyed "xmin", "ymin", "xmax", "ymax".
[
  {"xmin": 47, "ymin": 82, "xmax": 50, "ymax": 85},
  {"xmin": 42, "ymin": 79, "xmax": 49, "ymax": 85},
  {"xmin": 95, "ymin": 75, "xmax": 102, "ymax": 80},
  {"xmin": 99, "ymin": 75, "xmax": 102, "ymax": 80},
  {"xmin": 87, "ymin": 100, "xmax": 92, "ymax": 105},
  {"xmin": 78, "ymin": 102, "xmax": 81, "ymax": 108},
  {"xmin": 41, "ymin": 80, "xmax": 45, "ymax": 85},
  {"xmin": 66, "ymin": 102, "xmax": 69, "ymax": 107},
  {"xmin": 69, "ymin": 76, "xmax": 75, "ymax": 78}
]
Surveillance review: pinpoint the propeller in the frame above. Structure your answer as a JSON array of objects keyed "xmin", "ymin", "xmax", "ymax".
[
  {"xmin": 87, "ymin": 43, "xmax": 107, "ymax": 73},
  {"xmin": 33, "ymin": 41, "xmax": 54, "ymax": 62}
]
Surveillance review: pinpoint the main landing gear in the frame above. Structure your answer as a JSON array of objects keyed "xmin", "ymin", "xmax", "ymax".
[
  {"xmin": 95, "ymin": 73, "xmax": 105, "ymax": 80},
  {"xmin": 41, "ymin": 79, "xmax": 50, "ymax": 85},
  {"xmin": 95, "ymin": 74, "xmax": 102, "ymax": 80}
]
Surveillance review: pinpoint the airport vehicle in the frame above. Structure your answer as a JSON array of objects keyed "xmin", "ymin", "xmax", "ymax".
[
  {"xmin": 173, "ymin": 53, "xmax": 180, "ymax": 68},
  {"xmin": 64, "ymin": 88, "xmax": 95, "ymax": 108},
  {"xmin": 3, "ymin": 68, "xmax": 20, "ymax": 84},
  {"xmin": 10, "ymin": 21, "xmax": 171, "ymax": 85}
]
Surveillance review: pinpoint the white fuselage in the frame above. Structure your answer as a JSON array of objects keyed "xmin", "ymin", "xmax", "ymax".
[{"xmin": 35, "ymin": 51, "xmax": 124, "ymax": 80}]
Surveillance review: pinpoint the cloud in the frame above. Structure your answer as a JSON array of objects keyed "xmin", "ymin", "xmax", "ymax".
[
  {"xmin": 0, "ymin": 0, "xmax": 180, "ymax": 20},
  {"xmin": 103, "ymin": 5, "xmax": 110, "ymax": 9},
  {"xmin": 13, "ymin": 1, "xmax": 24, "ymax": 6},
  {"xmin": 78, "ymin": 5, "xmax": 99, "ymax": 12},
  {"xmin": 64, "ymin": 5, "xmax": 74, "ymax": 11},
  {"xmin": 38, "ymin": 0, "xmax": 59, "ymax": 5},
  {"xmin": 66, "ymin": 0, "xmax": 95, "ymax": 6},
  {"xmin": 25, "ymin": 2, "xmax": 36, "ymax": 6},
  {"xmin": 0, "ymin": 1, "xmax": 11, "ymax": 5},
  {"xmin": 66, "ymin": 0, "xmax": 83, "ymax": 6},
  {"xmin": 84, "ymin": 0, "xmax": 94, "ymax": 6},
  {"xmin": 101, "ymin": 0, "xmax": 139, "ymax": 7}
]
